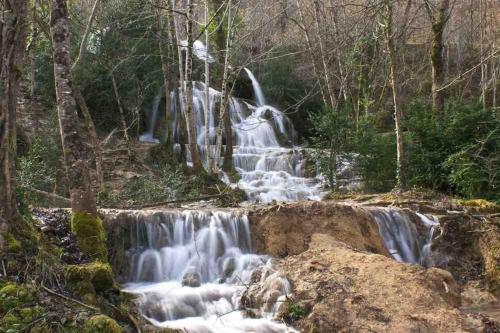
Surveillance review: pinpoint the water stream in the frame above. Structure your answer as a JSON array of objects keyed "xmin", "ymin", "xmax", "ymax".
[
  {"xmin": 143, "ymin": 67, "xmax": 324, "ymax": 203},
  {"xmin": 123, "ymin": 211, "xmax": 295, "ymax": 333},
  {"xmin": 369, "ymin": 208, "xmax": 438, "ymax": 267}
]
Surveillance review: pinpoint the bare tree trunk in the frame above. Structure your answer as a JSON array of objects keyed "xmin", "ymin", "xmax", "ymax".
[
  {"xmin": 313, "ymin": 0, "xmax": 336, "ymax": 110},
  {"xmin": 479, "ymin": 0, "xmax": 487, "ymax": 110},
  {"xmin": 204, "ymin": 0, "xmax": 212, "ymax": 173},
  {"xmin": 111, "ymin": 73, "xmax": 129, "ymax": 143},
  {"xmin": 0, "ymin": 0, "xmax": 27, "ymax": 225},
  {"xmin": 184, "ymin": 0, "xmax": 203, "ymax": 171},
  {"xmin": 170, "ymin": 0, "xmax": 188, "ymax": 162},
  {"xmin": 295, "ymin": 0, "xmax": 329, "ymax": 108},
  {"xmin": 71, "ymin": 0, "xmax": 101, "ymax": 72},
  {"xmin": 74, "ymin": 89, "xmax": 104, "ymax": 190},
  {"xmin": 156, "ymin": 1, "xmax": 173, "ymax": 144},
  {"xmin": 384, "ymin": 0, "xmax": 405, "ymax": 190},
  {"xmin": 50, "ymin": 0, "xmax": 97, "ymax": 216},
  {"xmin": 215, "ymin": 0, "xmax": 233, "ymax": 172},
  {"xmin": 425, "ymin": 0, "xmax": 450, "ymax": 118}
]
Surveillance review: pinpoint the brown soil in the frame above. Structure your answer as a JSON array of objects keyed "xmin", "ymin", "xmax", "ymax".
[
  {"xmin": 280, "ymin": 233, "xmax": 492, "ymax": 333},
  {"xmin": 248, "ymin": 201, "xmax": 389, "ymax": 257}
]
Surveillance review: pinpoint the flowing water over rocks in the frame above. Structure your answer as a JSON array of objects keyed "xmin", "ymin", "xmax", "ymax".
[
  {"xmin": 144, "ymin": 68, "xmax": 324, "ymax": 203},
  {"xmin": 121, "ymin": 210, "xmax": 296, "ymax": 332},
  {"xmin": 369, "ymin": 208, "xmax": 439, "ymax": 267}
]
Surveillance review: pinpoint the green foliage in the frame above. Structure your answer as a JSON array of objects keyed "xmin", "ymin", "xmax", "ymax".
[
  {"xmin": 281, "ymin": 299, "xmax": 306, "ymax": 324},
  {"xmin": 309, "ymin": 107, "xmax": 353, "ymax": 190},
  {"xmin": 17, "ymin": 137, "xmax": 60, "ymax": 193},
  {"xmin": 353, "ymin": 114, "xmax": 397, "ymax": 192},
  {"xmin": 122, "ymin": 164, "xmax": 192, "ymax": 205},
  {"xmin": 405, "ymin": 101, "xmax": 500, "ymax": 201}
]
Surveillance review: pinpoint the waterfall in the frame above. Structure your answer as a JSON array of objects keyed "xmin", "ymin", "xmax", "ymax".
[
  {"xmin": 244, "ymin": 68, "xmax": 266, "ymax": 107},
  {"xmin": 123, "ymin": 210, "xmax": 296, "ymax": 333},
  {"xmin": 169, "ymin": 79, "xmax": 323, "ymax": 203},
  {"xmin": 369, "ymin": 209, "xmax": 438, "ymax": 267},
  {"xmin": 140, "ymin": 86, "xmax": 163, "ymax": 144}
]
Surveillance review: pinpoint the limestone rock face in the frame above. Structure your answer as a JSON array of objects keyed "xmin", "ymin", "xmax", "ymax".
[{"xmin": 280, "ymin": 234, "xmax": 487, "ymax": 333}]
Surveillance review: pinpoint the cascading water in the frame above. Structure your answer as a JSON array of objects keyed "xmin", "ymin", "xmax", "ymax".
[
  {"xmin": 140, "ymin": 86, "xmax": 163, "ymax": 144},
  {"xmin": 170, "ymin": 69, "xmax": 324, "ymax": 203},
  {"xmin": 369, "ymin": 208, "xmax": 438, "ymax": 267},
  {"xmin": 123, "ymin": 210, "xmax": 296, "ymax": 333},
  {"xmin": 244, "ymin": 68, "xmax": 266, "ymax": 106}
]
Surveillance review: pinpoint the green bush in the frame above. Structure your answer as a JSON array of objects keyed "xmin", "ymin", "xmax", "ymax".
[
  {"xmin": 309, "ymin": 107, "xmax": 353, "ymax": 190},
  {"xmin": 122, "ymin": 164, "xmax": 190, "ymax": 204},
  {"xmin": 405, "ymin": 100, "xmax": 499, "ymax": 201}
]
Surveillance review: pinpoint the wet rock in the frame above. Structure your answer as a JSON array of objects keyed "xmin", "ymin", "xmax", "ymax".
[{"xmin": 182, "ymin": 272, "xmax": 201, "ymax": 287}]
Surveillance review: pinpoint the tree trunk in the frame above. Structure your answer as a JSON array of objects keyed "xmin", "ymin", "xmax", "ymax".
[
  {"xmin": 184, "ymin": 0, "xmax": 203, "ymax": 171},
  {"xmin": 50, "ymin": 0, "xmax": 97, "ymax": 216},
  {"xmin": 212, "ymin": 0, "xmax": 234, "ymax": 172},
  {"xmin": 156, "ymin": 2, "xmax": 173, "ymax": 144},
  {"xmin": 384, "ymin": 0, "xmax": 405, "ymax": 190},
  {"xmin": 215, "ymin": 0, "xmax": 233, "ymax": 172},
  {"xmin": 204, "ymin": 0, "xmax": 212, "ymax": 173},
  {"xmin": 426, "ymin": 0, "xmax": 450, "ymax": 118},
  {"xmin": 0, "ymin": 0, "xmax": 27, "ymax": 224},
  {"xmin": 313, "ymin": 0, "xmax": 336, "ymax": 110},
  {"xmin": 111, "ymin": 73, "xmax": 130, "ymax": 144}
]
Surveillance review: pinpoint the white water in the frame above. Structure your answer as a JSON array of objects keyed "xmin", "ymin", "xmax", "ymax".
[
  {"xmin": 169, "ymin": 69, "xmax": 324, "ymax": 203},
  {"xmin": 123, "ymin": 211, "xmax": 296, "ymax": 333},
  {"xmin": 244, "ymin": 68, "xmax": 266, "ymax": 106},
  {"xmin": 369, "ymin": 209, "xmax": 438, "ymax": 267}
]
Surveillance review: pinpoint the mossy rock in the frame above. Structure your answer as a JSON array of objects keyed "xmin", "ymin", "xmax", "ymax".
[
  {"xmin": 71, "ymin": 212, "xmax": 108, "ymax": 261},
  {"xmin": 0, "ymin": 283, "xmax": 34, "ymax": 314},
  {"xmin": 0, "ymin": 232, "xmax": 21, "ymax": 253},
  {"xmin": 67, "ymin": 262, "xmax": 114, "ymax": 293},
  {"xmin": 455, "ymin": 199, "xmax": 500, "ymax": 214},
  {"xmin": 0, "ymin": 305, "xmax": 46, "ymax": 332},
  {"xmin": 83, "ymin": 315, "xmax": 123, "ymax": 333}
]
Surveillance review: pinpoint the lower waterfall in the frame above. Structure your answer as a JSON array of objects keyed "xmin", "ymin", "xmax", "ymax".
[
  {"xmin": 369, "ymin": 209, "xmax": 438, "ymax": 267},
  {"xmin": 122, "ymin": 210, "xmax": 296, "ymax": 333}
]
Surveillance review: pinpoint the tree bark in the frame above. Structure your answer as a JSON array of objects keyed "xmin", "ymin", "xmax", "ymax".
[
  {"xmin": 111, "ymin": 73, "xmax": 130, "ymax": 144},
  {"xmin": 215, "ymin": 0, "xmax": 233, "ymax": 172},
  {"xmin": 0, "ymin": 0, "xmax": 27, "ymax": 224},
  {"xmin": 384, "ymin": 0, "xmax": 405, "ymax": 190},
  {"xmin": 156, "ymin": 1, "xmax": 173, "ymax": 144},
  {"xmin": 50, "ymin": 0, "xmax": 97, "ymax": 216},
  {"xmin": 425, "ymin": 0, "xmax": 450, "ymax": 118},
  {"xmin": 184, "ymin": 0, "xmax": 203, "ymax": 171},
  {"xmin": 204, "ymin": 0, "xmax": 212, "ymax": 173},
  {"xmin": 212, "ymin": 0, "xmax": 233, "ymax": 172}
]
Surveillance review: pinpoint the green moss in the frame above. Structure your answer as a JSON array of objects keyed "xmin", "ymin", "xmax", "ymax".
[
  {"xmin": 66, "ymin": 262, "xmax": 114, "ymax": 301},
  {"xmin": 83, "ymin": 315, "xmax": 123, "ymax": 333},
  {"xmin": 0, "ymin": 283, "xmax": 34, "ymax": 314},
  {"xmin": 455, "ymin": 199, "xmax": 500, "ymax": 213},
  {"xmin": 71, "ymin": 212, "xmax": 108, "ymax": 261},
  {"xmin": 1, "ymin": 232, "xmax": 21, "ymax": 253}
]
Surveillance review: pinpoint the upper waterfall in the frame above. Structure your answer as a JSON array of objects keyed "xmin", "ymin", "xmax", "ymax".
[
  {"xmin": 244, "ymin": 67, "xmax": 267, "ymax": 106},
  {"xmin": 167, "ymin": 68, "xmax": 324, "ymax": 203}
]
